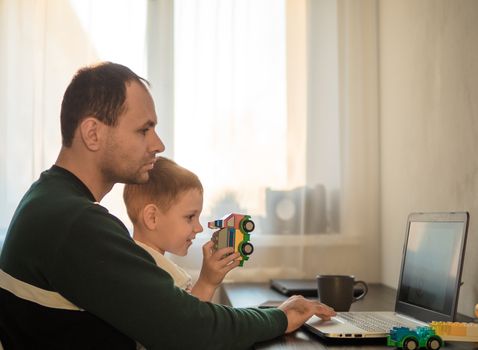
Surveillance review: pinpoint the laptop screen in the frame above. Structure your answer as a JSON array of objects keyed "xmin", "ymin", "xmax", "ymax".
[{"xmin": 395, "ymin": 212, "xmax": 469, "ymax": 322}]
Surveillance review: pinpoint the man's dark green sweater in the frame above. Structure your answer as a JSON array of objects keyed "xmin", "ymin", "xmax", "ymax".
[{"xmin": 0, "ymin": 166, "xmax": 287, "ymax": 349}]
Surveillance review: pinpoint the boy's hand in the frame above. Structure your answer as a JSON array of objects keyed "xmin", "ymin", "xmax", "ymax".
[
  {"xmin": 200, "ymin": 240, "xmax": 241, "ymax": 286},
  {"xmin": 191, "ymin": 241, "xmax": 241, "ymax": 301}
]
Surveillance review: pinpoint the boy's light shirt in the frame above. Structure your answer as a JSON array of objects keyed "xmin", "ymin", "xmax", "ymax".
[{"xmin": 134, "ymin": 240, "xmax": 193, "ymax": 292}]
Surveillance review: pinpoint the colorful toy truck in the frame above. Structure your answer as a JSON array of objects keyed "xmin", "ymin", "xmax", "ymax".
[
  {"xmin": 208, "ymin": 213, "xmax": 255, "ymax": 266},
  {"xmin": 387, "ymin": 326, "xmax": 443, "ymax": 350}
]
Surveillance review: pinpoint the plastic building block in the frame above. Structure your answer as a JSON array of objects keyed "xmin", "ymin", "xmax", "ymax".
[
  {"xmin": 208, "ymin": 213, "xmax": 255, "ymax": 267},
  {"xmin": 387, "ymin": 326, "xmax": 443, "ymax": 350},
  {"xmin": 431, "ymin": 321, "xmax": 478, "ymax": 342}
]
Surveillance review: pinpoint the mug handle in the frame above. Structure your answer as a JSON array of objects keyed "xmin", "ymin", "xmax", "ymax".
[{"xmin": 352, "ymin": 280, "xmax": 368, "ymax": 302}]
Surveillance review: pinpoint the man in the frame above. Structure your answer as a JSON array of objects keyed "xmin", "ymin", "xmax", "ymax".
[{"xmin": 0, "ymin": 62, "xmax": 335, "ymax": 349}]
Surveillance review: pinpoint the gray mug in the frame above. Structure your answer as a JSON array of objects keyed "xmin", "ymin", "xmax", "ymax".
[{"xmin": 317, "ymin": 275, "xmax": 368, "ymax": 312}]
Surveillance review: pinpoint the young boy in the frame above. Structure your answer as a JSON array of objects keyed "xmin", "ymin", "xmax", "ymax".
[{"xmin": 123, "ymin": 156, "xmax": 240, "ymax": 302}]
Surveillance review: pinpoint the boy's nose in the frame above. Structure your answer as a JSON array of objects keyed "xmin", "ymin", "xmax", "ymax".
[{"xmin": 195, "ymin": 222, "xmax": 204, "ymax": 234}]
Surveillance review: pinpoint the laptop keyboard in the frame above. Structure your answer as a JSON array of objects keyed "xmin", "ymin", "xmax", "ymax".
[{"xmin": 337, "ymin": 312, "xmax": 416, "ymax": 332}]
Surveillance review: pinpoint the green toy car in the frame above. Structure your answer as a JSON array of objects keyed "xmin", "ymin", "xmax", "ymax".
[
  {"xmin": 387, "ymin": 326, "xmax": 443, "ymax": 350},
  {"xmin": 208, "ymin": 213, "xmax": 255, "ymax": 266}
]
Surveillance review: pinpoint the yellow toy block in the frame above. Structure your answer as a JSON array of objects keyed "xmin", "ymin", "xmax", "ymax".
[{"xmin": 431, "ymin": 321, "xmax": 478, "ymax": 342}]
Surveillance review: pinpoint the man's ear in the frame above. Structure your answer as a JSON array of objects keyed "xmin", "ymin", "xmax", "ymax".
[
  {"xmin": 79, "ymin": 117, "xmax": 104, "ymax": 151},
  {"xmin": 142, "ymin": 204, "xmax": 160, "ymax": 231}
]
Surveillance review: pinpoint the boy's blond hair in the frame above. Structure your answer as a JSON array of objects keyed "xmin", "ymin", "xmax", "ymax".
[{"xmin": 123, "ymin": 156, "xmax": 203, "ymax": 225}]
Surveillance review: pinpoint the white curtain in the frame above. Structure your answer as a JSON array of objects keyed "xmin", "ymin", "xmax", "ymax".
[
  {"xmin": 0, "ymin": 0, "xmax": 148, "ymax": 236},
  {"xmin": 0, "ymin": 0, "xmax": 381, "ymax": 283}
]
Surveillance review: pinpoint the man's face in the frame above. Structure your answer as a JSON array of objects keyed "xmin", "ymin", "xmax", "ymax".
[
  {"xmin": 101, "ymin": 81, "xmax": 165, "ymax": 184},
  {"xmin": 149, "ymin": 189, "xmax": 204, "ymax": 256}
]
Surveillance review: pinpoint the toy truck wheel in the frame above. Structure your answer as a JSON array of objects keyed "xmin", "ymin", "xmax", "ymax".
[
  {"xmin": 402, "ymin": 338, "xmax": 419, "ymax": 350},
  {"xmin": 240, "ymin": 242, "xmax": 254, "ymax": 256},
  {"xmin": 426, "ymin": 337, "xmax": 441, "ymax": 350},
  {"xmin": 242, "ymin": 219, "xmax": 255, "ymax": 233}
]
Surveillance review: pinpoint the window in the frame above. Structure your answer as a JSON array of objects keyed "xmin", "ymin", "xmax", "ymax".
[
  {"xmin": 1, "ymin": 1, "xmax": 381, "ymax": 283},
  {"xmin": 174, "ymin": 0, "xmax": 290, "ymax": 232},
  {"xmin": 168, "ymin": 0, "xmax": 341, "ymax": 238}
]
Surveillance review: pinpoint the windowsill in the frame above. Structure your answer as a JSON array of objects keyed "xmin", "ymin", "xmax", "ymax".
[
  {"xmin": 250, "ymin": 233, "xmax": 359, "ymax": 247},
  {"xmin": 194, "ymin": 232, "xmax": 360, "ymax": 247}
]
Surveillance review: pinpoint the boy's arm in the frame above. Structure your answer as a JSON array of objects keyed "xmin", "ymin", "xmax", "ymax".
[{"xmin": 191, "ymin": 241, "xmax": 240, "ymax": 301}]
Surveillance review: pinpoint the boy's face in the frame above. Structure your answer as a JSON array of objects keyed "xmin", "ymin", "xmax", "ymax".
[{"xmin": 152, "ymin": 188, "xmax": 204, "ymax": 256}]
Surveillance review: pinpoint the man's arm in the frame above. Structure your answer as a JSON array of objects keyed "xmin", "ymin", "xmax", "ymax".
[{"xmin": 51, "ymin": 207, "xmax": 288, "ymax": 349}]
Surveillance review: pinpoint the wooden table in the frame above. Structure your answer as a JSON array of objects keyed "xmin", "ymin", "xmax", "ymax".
[{"xmin": 220, "ymin": 282, "xmax": 478, "ymax": 350}]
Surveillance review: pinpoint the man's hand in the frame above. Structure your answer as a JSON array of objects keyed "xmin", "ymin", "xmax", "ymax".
[{"xmin": 277, "ymin": 295, "xmax": 336, "ymax": 333}]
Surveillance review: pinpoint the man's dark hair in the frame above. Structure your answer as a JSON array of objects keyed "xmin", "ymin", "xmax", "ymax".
[{"xmin": 60, "ymin": 62, "xmax": 149, "ymax": 147}]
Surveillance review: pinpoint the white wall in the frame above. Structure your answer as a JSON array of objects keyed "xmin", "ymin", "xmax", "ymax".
[{"xmin": 379, "ymin": 0, "xmax": 478, "ymax": 317}]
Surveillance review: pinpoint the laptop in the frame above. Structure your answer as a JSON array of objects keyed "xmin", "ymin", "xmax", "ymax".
[
  {"xmin": 270, "ymin": 279, "xmax": 318, "ymax": 297},
  {"xmin": 304, "ymin": 211, "xmax": 469, "ymax": 339},
  {"xmin": 270, "ymin": 279, "xmax": 366, "ymax": 298}
]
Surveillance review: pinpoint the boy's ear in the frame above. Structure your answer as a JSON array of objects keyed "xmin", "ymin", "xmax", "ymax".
[
  {"xmin": 142, "ymin": 204, "xmax": 160, "ymax": 231},
  {"xmin": 79, "ymin": 117, "xmax": 104, "ymax": 151}
]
